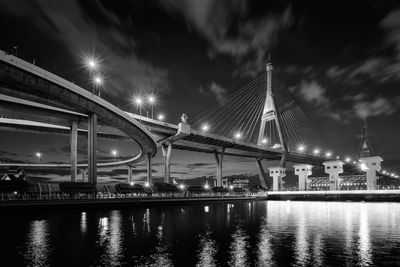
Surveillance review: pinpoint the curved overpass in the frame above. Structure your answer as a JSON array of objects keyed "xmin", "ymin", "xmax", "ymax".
[{"xmin": 0, "ymin": 50, "xmax": 157, "ymax": 174}]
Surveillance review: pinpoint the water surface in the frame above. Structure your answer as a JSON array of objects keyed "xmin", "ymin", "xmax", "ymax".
[{"xmin": 1, "ymin": 201, "xmax": 400, "ymax": 266}]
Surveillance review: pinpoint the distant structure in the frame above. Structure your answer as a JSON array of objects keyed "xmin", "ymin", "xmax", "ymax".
[{"xmin": 358, "ymin": 117, "xmax": 373, "ymax": 159}]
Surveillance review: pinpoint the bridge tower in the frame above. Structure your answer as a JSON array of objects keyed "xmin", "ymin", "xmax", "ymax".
[
  {"xmin": 257, "ymin": 57, "xmax": 288, "ymax": 167},
  {"xmin": 358, "ymin": 117, "xmax": 373, "ymax": 159},
  {"xmin": 257, "ymin": 57, "xmax": 289, "ymax": 190},
  {"xmin": 357, "ymin": 118, "xmax": 382, "ymax": 189}
]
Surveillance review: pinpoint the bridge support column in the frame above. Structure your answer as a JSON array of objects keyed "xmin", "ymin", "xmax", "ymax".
[
  {"xmin": 70, "ymin": 121, "xmax": 78, "ymax": 182},
  {"xmin": 146, "ymin": 153, "xmax": 152, "ymax": 184},
  {"xmin": 162, "ymin": 142, "xmax": 172, "ymax": 184},
  {"xmin": 323, "ymin": 160, "xmax": 344, "ymax": 190},
  {"xmin": 128, "ymin": 165, "xmax": 133, "ymax": 184},
  {"xmin": 256, "ymin": 159, "xmax": 267, "ymax": 188},
  {"xmin": 88, "ymin": 113, "xmax": 97, "ymax": 185},
  {"xmin": 293, "ymin": 164, "xmax": 313, "ymax": 190},
  {"xmin": 359, "ymin": 156, "xmax": 383, "ymax": 190},
  {"xmin": 268, "ymin": 166, "xmax": 286, "ymax": 191},
  {"xmin": 214, "ymin": 148, "xmax": 225, "ymax": 187}
]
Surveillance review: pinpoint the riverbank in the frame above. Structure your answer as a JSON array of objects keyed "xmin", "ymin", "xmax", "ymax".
[
  {"xmin": 267, "ymin": 190, "xmax": 400, "ymax": 201},
  {"xmin": 0, "ymin": 195, "xmax": 267, "ymax": 211}
]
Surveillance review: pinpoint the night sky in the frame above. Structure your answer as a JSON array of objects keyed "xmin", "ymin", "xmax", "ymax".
[{"xmin": 1, "ymin": 0, "xmax": 400, "ymax": 182}]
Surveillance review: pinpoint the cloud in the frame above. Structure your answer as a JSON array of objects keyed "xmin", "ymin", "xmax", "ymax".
[
  {"xmin": 161, "ymin": 0, "xmax": 293, "ymax": 77},
  {"xmin": 352, "ymin": 97, "xmax": 400, "ymax": 118},
  {"xmin": 199, "ymin": 82, "xmax": 228, "ymax": 105},
  {"xmin": 381, "ymin": 8, "xmax": 400, "ymax": 59},
  {"xmin": 297, "ymin": 80, "xmax": 329, "ymax": 107},
  {"xmin": 2, "ymin": 0, "xmax": 170, "ymax": 97}
]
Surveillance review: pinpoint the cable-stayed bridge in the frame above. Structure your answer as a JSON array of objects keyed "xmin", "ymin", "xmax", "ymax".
[{"xmin": 0, "ymin": 50, "xmax": 387, "ymax": 191}]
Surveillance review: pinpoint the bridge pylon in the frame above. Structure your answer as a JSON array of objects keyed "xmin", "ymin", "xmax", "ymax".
[{"xmin": 257, "ymin": 59, "xmax": 288, "ymax": 167}]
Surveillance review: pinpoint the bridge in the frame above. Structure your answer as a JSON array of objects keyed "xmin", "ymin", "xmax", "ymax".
[{"xmin": 0, "ymin": 49, "xmax": 391, "ymax": 192}]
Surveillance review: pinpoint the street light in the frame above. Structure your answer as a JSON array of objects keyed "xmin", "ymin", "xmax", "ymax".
[
  {"xmin": 135, "ymin": 96, "xmax": 143, "ymax": 122},
  {"xmin": 261, "ymin": 138, "xmax": 268, "ymax": 145},
  {"xmin": 325, "ymin": 151, "xmax": 332, "ymax": 158},
  {"xmin": 201, "ymin": 123, "xmax": 209, "ymax": 133},
  {"xmin": 157, "ymin": 113, "xmax": 165, "ymax": 121},
  {"xmin": 85, "ymin": 57, "xmax": 99, "ymax": 94},
  {"xmin": 234, "ymin": 132, "xmax": 242, "ymax": 140},
  {"xmin": 147, "ymin": 95, "xmax": 155, "ymax": 119},
  {"xmin": 94, "ymin": 75, "xmax": 103, "ymax": 96},
  {"xmin": 313, "ymin": 148, "xmax": 320, "ymax": 155},
  {"xmin": 111, "ymin": 149, "xmax": 118, "ymax": 161},
  {"xmin": 35, "ymin": 152, "xmax": 42, "ymax": 162},
  {"xmin": 297, "ymin": 145, "xmax": 305, "ymax": 152},
  {"xmin": 345, "ymin": 157, "xmax": 351, "ymax": 163}
]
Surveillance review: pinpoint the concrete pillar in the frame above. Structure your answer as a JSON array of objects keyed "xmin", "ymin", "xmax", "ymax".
[
  {"xmin": 213, "ymin": 148, "xmax": 225, "ymax": 187},
  {"xmin": 81, "ymin": 169, "xmax": 86, "ymax": 181},
  {"xmin": 146, "ymin": 153, "xmax": 152, "ymax": 184},
  {"xmin": 323, "ymin": 160, "xmax": 344, "ymax": 190},
  {"xmin": 162, "ymin": 142, "xmax": 172, "ymax": 183},
  {"xmin": 70, "ymin": 121, "xmax": 78, "ymax": 182},
  {"xmin": 268, "ymin": 166, "xmax": 286, "ymax": 191},
  {"xmin": 88, "ymin": 113, "xmax": 97, "ymax": 185},
  {"xmin": 256, "ymin": 159, "xmax": 267, "ymax": 188},
  {"xmin": 128, "ymin": 165, "xmax": 133, "ymax": 184},
  {"xmin": 359, "ymin": 156, "xmax": 383, "ymax": 190},
  {"xmin": 293, "ymin": 164, "xmax": 313, "ymax": 191}
]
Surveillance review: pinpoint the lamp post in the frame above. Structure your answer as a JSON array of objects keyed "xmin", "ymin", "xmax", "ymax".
[
  {"xmin": 135, "ymin": 97, "xmax": 143, "ymax": 122},
  {"xmin": 201, "ymin": 123, "xmax": 209, "ymax": 133},
  {"xmin": 86, "ymin": 59, "xmax": 98, "ymax": 94},
  {"xmin": 111, "ymin": 149, "xmax": 118, "ymax": 161},
  {"xmin": 157, "ymin": 113, "xmax": 165, "ymax": 121},
  {"xmin": 35, "ymin": 152, "xmax": 42, "ymax": 162},
  {"xmin": 94, "ymin": 75, "xmax": 103, "ymax": 97},
  {"xmin": 148, "ymin": 95, "xmax": 155, "ymax": 119}
]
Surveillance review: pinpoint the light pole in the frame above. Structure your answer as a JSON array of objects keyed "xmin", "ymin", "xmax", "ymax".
[
  {"xmin": 148, "ymin": 95, "xmax": 155, "ymax": 119},
  {"xmin": 157, "ymin": 113, "xmax": 165, "ymax": 121},
  {"xmin": 35, "ymin": 152, "xmax": 42, "ymax": 162},
  {"xmin": 111, "ymin": 149, "xmax": 118, "ymax": 161},
  {"xmin": 201, "ymin": 123, "xmax": 209, "ymax": 133},
  {"xmin": 86, "ymin": 58, "xmax": 98, "ymax": 94},
  {"xmin": 135, "ymin": 97, "xmax": 143, "ymax": 122},
  {"xmin": 94, "ymin": 75, "xmax": 103, "ymax": 97}
]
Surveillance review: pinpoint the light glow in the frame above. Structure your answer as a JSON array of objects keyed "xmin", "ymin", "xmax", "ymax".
[
  {"xmin": 325, "ymin": 151, "xmax": 332, "ymax": 157},
  {"xmin": 261, "ymin": 138, "xmax": 268, "ymax": 144},
  {"xmin": 297, "ymin": 145, "xmax": 305, "ymax": 152},
  {"xmin": 201, "ymin": 124, "xmax": 209, "ymax": 132},
  {"xmin": 313, "ymin": 148, "xmax": 320, "ymax": 155},
  {"xmin": 157, "ymin": 113, "xmax": 165, "ymax": 121},
  {"xmin": 94, "ymin": 75, "xmax": 103, "ymax": 85},
  {"xmin": 144, "ymin": 182, "xmax": 150, "ymax": 187},
  {"xmin": 234, "ymin": 132, "xmax": 242, "ymax": 139},
  {"xmin": 148, "ymin": 95, "xmax": 155, "ymax": 104}
]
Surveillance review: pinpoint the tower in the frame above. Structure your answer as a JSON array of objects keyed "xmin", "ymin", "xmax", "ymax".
[
  {"xmin": 358, "ymin": 117, "xmax": 373, "ymax": 159},
  {"xmin": 257, "ymin": 57, "xmax": 288, "ymax": 167}
]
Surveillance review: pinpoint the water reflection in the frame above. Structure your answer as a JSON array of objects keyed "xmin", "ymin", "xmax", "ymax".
[
  {"xmin": 25, "ymin": 220, "xmax": 51, "ymax": 267},
  {"xmin": 293, "ymin": 205, "xmax": 310, "ymax": 267},
  {"xmin": 312, "ymin": 233, "xmax": 324, "ymax": 266},
  {"xmin": 229, "ymin": 225, "xmax": 249, "ymax": 267},
  {"xmin": 256, "ymin": 218, "xmax": 274, "ymax": 267},
  {"xmin": 12, "ymin": 201, "xmax": 400, "ymax": 266},
  {"xmin": 143, "ymin": 208, "xmax": 150, "ymax": 233},
  {"xmin": 97, "ymin": 210, "xmax": 124, "ymax": 266},
  {"xmin": 196, "ymin": 229, "xmax": 218, "ymax": 267},
  {"xmin": 80, "ymin": 212, "xmax": 87, "ymax": 234},
  {"xmin": 135, "ymin": 223, "xmax": 173, "ymax": 267},
  {"xmin": 358, "ymin": 206, "xmax": 373, "ymax": 266}
]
